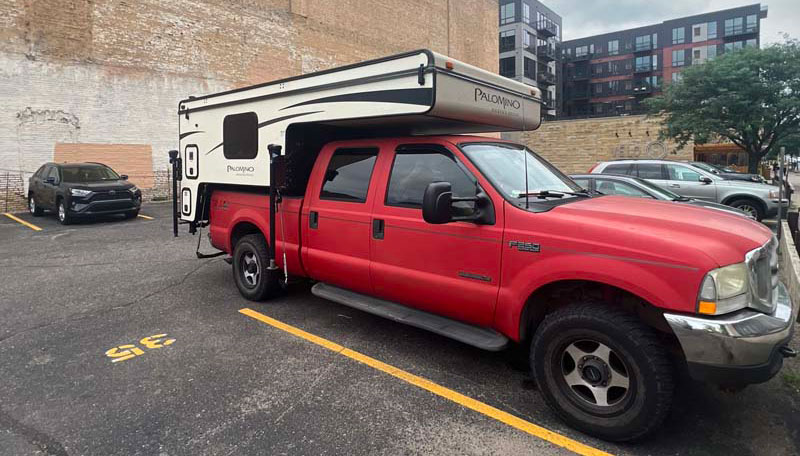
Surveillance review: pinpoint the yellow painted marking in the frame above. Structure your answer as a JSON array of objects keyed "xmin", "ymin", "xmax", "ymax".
[
  {"xmin": 137, "ymin": 214, "xmax": 154, "ymax": 220},
  {"xmin": 239, "ymin": 308, "xmax": 611, "ymax": 456},
  {"xmin": 105, "ymin": 333, "xmax": 176, "ymax": 363},
  {"xmin": 2, "ymin": 213, "xmax": 42, "ymax": 231},
  {"xmin": 140, "ymin": 334, "xmax": 176, "ymax": 349}
]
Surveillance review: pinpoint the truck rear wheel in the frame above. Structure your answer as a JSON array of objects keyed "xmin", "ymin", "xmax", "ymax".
[
  {"xmin": 531, "ymin": 303, "xmax": 674, "ymax": 442},
  {"xmin": 232, "ymin": 234, "xmax": 282, "ymax": 301}
]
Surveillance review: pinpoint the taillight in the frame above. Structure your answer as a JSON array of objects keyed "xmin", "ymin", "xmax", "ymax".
[{"xmin": 587, "ymin": 163, "xmax": 599, "ymax": 173}]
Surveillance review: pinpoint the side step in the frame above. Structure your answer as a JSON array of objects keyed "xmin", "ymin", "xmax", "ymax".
[{"xmin": 311, "ymin": 283, "xmax": 509, "ymax": 351}]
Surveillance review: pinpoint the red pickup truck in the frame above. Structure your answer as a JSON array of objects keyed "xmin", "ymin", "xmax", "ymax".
[{"xmin": 205, "ymin": 135, "xmax": 796, "ymax": 441}]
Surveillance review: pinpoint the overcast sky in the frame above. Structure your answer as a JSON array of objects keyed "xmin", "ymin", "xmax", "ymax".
[{"xmin": 547, "ymin": 0, "xmax": 797, "ymax": 44}]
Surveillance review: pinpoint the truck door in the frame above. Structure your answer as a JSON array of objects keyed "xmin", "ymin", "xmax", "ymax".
[
  {"xmin": 369, "ymin": 143, "xmax": 502, "ymax": 327},
  {"xmin": 42, "ymin": 166, "xmax": 60, "ymax": 209},
  {"xmin": 303, "ymin": 145, "xmax": 381, "ymax": 295}
]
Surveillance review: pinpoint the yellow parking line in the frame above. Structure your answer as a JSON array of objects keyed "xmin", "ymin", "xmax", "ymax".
[
  {"xmin": 239, "ymin": 308, "xmax": 611, "ymax": 456},
  {"xmin": 2, "ymin": 213, "xmax": 42, "ymax": 231},
  {"xmin": 137, "ymin": 214, "xmax": 154, "ymax": 220}
]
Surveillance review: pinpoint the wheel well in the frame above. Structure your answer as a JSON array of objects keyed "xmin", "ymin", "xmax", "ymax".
[
  {"xmin": 230, "ymin": 222, "xmax": 264, "ymax": 250},
  {"xmin": 722, "ymin": 195, "xmax": 765, "ymax": 211},
  {"xmin": 518, "ymin": 280, "xmax": 673, "ymax": 344}
]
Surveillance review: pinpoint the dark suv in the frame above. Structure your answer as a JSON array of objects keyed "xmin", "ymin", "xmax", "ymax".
[{"xmin": 28, "ymin": 162, "xmax": 142, "ymax": 224}]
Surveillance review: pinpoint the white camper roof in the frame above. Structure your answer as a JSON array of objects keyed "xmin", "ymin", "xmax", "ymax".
[{"xmin": 178, "ymin": 50, "xmax": 542, "ymax": 136}]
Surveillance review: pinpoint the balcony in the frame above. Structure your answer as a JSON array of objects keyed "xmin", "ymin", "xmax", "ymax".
[
  {"xmin": 634, "ymin": 42, "xmax": 656, "ymax": 53},
  {"xmin": 724, "ymin": 25, "xmax": 758, "ymax": 38},
  {"xmin": 566, "ymin": 86, "xmax": 590, "ymax": 100},
  {"xmin": 536, "ymin": 18, "xmax": 558, "ymax": 38},
  {"xmin": 542, "ymin": 93, "xmax": 556, "ymax": 110},
  {"xmin": 632, "ymin": 84, "xmax": 654, "ymax": 95},
  {"xmin": 568, "ymin": 52, "xmax": 593, "ymax": 62},
  {"xmin": 537, "ymin": 70, "xmax": 556, "ymax": 86},
  {"xmin": 537, "ymin": 44, "xmax": 558, "ymax": 62},
  {"xmin": 634, "ymin": 63, "xmax": 658, "ymax": 73}
]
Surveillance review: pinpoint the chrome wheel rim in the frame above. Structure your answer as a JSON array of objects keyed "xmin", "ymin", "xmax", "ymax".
[
  {"xmin": 560, "ymin": 339, "xmax": 630, "ymax": 408},
  {"xmin": 29, "ymin": 197, "xmax": 35, "ymax": 214},
  {"xmin": 737, "ymin": 204, "xmax": 757, "ymax": 218},
  {"xmin": 58, "ymin": 203, "xmax": 65, "ymax": 222},
  {"xmin": 241, "ymin": 252, "xmax": 260, "ymax": 288}
]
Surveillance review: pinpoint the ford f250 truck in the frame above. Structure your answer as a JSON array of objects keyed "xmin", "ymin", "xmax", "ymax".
[{"xmin": 171, "ymin": 50, "xmax": 797, "ymax": 442}]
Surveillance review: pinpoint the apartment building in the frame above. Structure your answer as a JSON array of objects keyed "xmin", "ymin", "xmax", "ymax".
[{"xmin": 560, "ymin": 4, "xmax": 768, "ymax": 118}]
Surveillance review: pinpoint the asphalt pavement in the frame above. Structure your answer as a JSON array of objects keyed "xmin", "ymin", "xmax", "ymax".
[{"xmin": 0, "ymin": 203, "xmax": 798, "ymax": 455}]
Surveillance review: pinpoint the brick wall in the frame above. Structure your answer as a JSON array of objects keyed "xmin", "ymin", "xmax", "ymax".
[
  {"xmin": 54, "ymin": 143, "xmax": 154, "ymax": 189},
  {"xmin": 0, "ymin": 0, "xmax": 498, "ymax": 193},
  {"xmin": 0, "ymin": 172, "xmax": 27, "ymax": 213},
  {"xmin": 519, "ymin": 115, "xmax": 694, "ymax": 174}
]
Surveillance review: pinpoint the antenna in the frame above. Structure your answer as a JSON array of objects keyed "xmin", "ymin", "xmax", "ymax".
[{"xmin": 524, "ymin": 148, "xmax": 530, "ymax": 209}]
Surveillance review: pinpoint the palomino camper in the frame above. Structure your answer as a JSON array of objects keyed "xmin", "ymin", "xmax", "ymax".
[
  {"xmin": 169, "ymin": 50, "xmax": 796, "ymax": 442},
  {"xmin": 175, "ymin": 49, "xmax": 540, "ymax": 224}
]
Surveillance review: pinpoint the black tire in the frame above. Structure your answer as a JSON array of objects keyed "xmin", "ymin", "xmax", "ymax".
[
  {"xmin": 728, "ymin": 198, "xmax": 765, "ymax": 221},
  {"xmin": 28, "ymin": 195, "xmax": 43, "ymax": 216},
  {"xmin": 56, "ymin": 199, "xmax": 71, "ymax": 225},
  {"xmin": 125, "ymin": 210, "xmax": 139, "ymax": 219},
  {"xmin": 232, "ymin": 233, "xmax": 282, "ymax": 301},
  {"xmin": 531, "ymin": 303, "xmax": 674, "ymax": 442}
]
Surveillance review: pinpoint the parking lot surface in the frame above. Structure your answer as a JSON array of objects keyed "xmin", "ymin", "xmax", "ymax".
[{"xmin": 1, "ymin": 203, "xmax": 798, "ymax": 455}]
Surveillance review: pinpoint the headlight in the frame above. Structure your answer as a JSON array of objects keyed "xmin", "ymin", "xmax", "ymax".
[
  {"xmin": 70, "ymin": 188, "xmax": 91, "ymax": 197},
  {"xmin": 129, "ymin": 185, "xmax": 140, "ymax": 194},
  {"xmin": 768, "ymin": 189, "xmax": 780, "ymax": 199},
  {"xmin": 697, "ymin": 262, "xmax": 749, "ymax": 315}
]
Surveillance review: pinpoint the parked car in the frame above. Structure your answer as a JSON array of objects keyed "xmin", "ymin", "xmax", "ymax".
[
  {"xmin": 570, "ymin": 174, "xmax": 754, "ymax": 219},
  {"xmin": 686, "ymin": 161, "xmax": 766, "ymax": 183},
  {"xmin": 590, "ymin": 159, "xmax": 789, "ymax": 221},
  {"xmin": 28, "ymin": 162, "xmax": 142, "ymax": 224}
]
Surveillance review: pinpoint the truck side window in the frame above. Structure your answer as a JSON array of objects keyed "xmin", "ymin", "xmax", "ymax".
[
  {"xmin": 386, "ymin": 149, "xmax": 476, "ymax": 209},
  {"xmin": 665, "ymin": 164, "xmax": 702, "ymax": 182},
  {"xmin": 223, "ymin": 112, "xmax": 258, "ymax": 159},
  {"xmin": 320, "ymin": 148, "xmax": 379, "ymax": 203}
]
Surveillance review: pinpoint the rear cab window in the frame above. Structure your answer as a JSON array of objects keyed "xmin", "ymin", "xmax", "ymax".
[{"xmin": 320, "ymin": 148, "xmax": 379, "ymax": 203}]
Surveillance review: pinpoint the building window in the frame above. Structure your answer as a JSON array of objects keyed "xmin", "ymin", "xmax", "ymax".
[
  {"xmin": 672, "ymin": 72, "xmax": 682, "ymax": 83},
  {"xmin": 635, "ymin": 34, "xmax": 651, "ymax": 51},
  {"xmin": 672, "ymin": 27, "xmax": 685, "ymax": 44},
  {"xmin": 500, "ymin": 2, "xmax": 515, "ymax": 25},
  {"xmin": 725, "ymin": 17, "xmax": 743, "ymax": 36},
  {"xmin": 500, "ymin": 57, "xmax": 515, "ymax": 77},
  {"xmin": 523, "ymin": 3, "xmax": 530, "ymax": 24},
  {"xmin": 746, "ymin": 38, "xmax": 757, "ymax": 48},
  {"xmin": 693, "ymin": 49, "xmax": 701, "ymax": 59},
  {"xmin": 635, "ymin": 55, "xmax": 651, "ymax": 71},
  {"xmin": 672, "ymin": 49, "xmax": 685, "ymax": 67},
  {"xmin": 746, "ymin": 14, "xmax": 757, "ymax": 33},
  {"xmin": 624, "ymin": 80, "xmax": 633, "ymax": 91},
  {"xmin": 707, "ymin": 45, "xmax": 717, "ymax": 60},
  {"xmin": 500, "ymin": 30, "xmax": 515, "ymax": 52},
  {"xmin": 593, "ymin": 83, "xmax": 603, "ymax": 95},
  {"xmin": 693, "ymin": 26, "xmax": 702, "ymax": 37},
  {"xmin": 708, "ymin": 21, "xmax": 717, "ymax": 38},
  {"xmin": 524, "ymin": 57, "xmax": 535, "ymax": 79},
  {"xmin": 575, "ymin": 45, "xmax": 590, "ymax": 57},
  {"xmin": 608, "ymin": 39, "xmax": 619, "ymax": 55}
]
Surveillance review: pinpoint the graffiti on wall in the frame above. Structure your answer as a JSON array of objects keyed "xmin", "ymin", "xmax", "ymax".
[{"xmin": 611, "ymin": 140, "xmax": 673, "ymax": 159}]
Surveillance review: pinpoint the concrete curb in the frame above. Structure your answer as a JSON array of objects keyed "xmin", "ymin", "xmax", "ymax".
[{"xmin": 780, "ymin": 221, "xmax": 800, "ymax": 303}]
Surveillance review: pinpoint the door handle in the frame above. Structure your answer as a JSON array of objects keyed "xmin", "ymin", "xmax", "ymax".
[
  {"xmin": 372, "ymin": 219, "xmax": 384, "ymax": 240},
  {"xmin": 668, "ymin": 184, "xmax": 680, "ymax": 188},
  {"xmin": 309, "ymin": 211, "xmax": 318, "ymax": 229}
]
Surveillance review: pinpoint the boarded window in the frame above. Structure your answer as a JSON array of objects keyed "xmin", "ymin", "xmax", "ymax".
[{"xmin": 223, "ymin": 112, "xmax": 258, "ymax": 160}]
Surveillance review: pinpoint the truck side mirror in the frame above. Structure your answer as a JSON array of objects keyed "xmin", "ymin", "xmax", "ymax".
[
  {"xmin": 422, "ymin": 181, "xmax": 495, "ymax": 225},
  {"xmin": 120, "ymin": 174, "xmax": 129, "ymax": 180},
  {"xmin": 45, "ymin": 176, "xmax": 56, "ymax": 184},
  {"xmin": 699, "ymin": 176, "xmax": 713, "ymax": 184},
  {"xmin": 422, "ymin": 182, "xmax": 453, "ymax": 224}
]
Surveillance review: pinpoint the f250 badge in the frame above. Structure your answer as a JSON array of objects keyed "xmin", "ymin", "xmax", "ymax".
[{"xmin": 509, "ymin": 241, "xmax": 540, "ymax": 253}]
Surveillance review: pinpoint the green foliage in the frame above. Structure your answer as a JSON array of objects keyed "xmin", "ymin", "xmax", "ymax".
[{"xmin": 646, "ymin": 40, "xmax": 800, "ymax": 172}]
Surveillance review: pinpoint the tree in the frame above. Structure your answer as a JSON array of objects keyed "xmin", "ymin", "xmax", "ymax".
[{"xmin": 646, "ymin": 39, "xmax": 800, "ymax": 173}]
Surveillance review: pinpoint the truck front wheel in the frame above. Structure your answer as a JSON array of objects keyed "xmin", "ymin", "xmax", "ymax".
[
  {"xmin": 531, "ymin": 303, "xmax": 674, "ymax": 442},
  {"xmin": 232, "ymin": 234, "xmax": 282, "ymax": 301}
]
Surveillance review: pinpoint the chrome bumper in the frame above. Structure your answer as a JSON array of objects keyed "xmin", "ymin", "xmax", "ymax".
[{"xmin": 664, "ymin": 281, "xmax": 796, "ymax": 369}]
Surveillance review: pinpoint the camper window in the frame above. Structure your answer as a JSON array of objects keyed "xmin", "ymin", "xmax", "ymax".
[
  {"xmin": 223, "ymin": 112, "xmax": 258, "ymax": 159},
  {"xmin": 320, "ymin": 148, "xmax": 378, "ymax": 203}
]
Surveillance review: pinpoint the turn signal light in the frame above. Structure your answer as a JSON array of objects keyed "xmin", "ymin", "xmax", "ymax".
[
  {"xmin": 445, "ymin": 61, "xmax": 454, "ymax": 70},
  {"xmin": 698, "ymin": 301, "xmax": 717, "ymax": 315}
]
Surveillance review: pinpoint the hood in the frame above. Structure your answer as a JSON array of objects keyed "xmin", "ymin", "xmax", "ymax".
[
  {"xmin": 550, "ymin": 195, "xmax": 772, "ymax": 268},
  {"xmin": 683, "ymin": 199, "xmax": 751, "ymax": 218},
  {"xmin": 66, "ymin": 180, "xmax": 136, "ymax": 192}
]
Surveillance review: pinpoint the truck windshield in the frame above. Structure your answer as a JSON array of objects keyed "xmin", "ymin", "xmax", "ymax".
[
  {"xmin": 62, "ymin": 166, "xmax": 120, "ymax": 183},
  {"xmin": 460, "ymin": 143, "xmax": 582, "ymax": 200}
]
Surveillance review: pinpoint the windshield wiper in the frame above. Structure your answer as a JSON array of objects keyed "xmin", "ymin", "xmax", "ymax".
[{"xmin": 517, "ymin": 189, "xmax": 591, "ymax": 199}]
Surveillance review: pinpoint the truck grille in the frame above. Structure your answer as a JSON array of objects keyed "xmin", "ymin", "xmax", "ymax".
[
  {"xmin": 746, "ymin": 237, "xmax": 779, "ymax": 313},
  {"xmin": 92, "ymin": 191, "xmax": 131, "ymax": 201}
]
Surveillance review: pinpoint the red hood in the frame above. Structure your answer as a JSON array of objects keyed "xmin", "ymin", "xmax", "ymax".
[{"xmin": 550, "ymin": 196, "xmax": 772, "ymax": 268}]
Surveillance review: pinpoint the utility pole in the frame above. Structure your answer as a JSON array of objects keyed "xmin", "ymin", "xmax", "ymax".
[{"xmin": 778, "ymin": 146, "xmax": 786, "ymax": 239}]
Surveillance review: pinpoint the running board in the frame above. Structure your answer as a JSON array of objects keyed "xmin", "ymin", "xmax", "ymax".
[{"xmin": 311, "ymin": 283, "xmax": 509, "ymax": 351}]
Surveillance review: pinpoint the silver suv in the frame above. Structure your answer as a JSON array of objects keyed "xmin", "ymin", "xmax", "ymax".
[{"xmin": 590, "ymin": 159, "xmax": 788, "ymax": 221}]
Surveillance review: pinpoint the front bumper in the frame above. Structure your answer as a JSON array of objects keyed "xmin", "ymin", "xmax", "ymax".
[
  {"xmin": 664, "ymin": 281, "xmax": 797, "ymax": 386},
  {"xmin": 70, "ymin": 197, "xmax": 141, "ymax": 216},
  {"xmin": 766, "ymin": 199, "xmax": 791, "ymax": 217}
]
